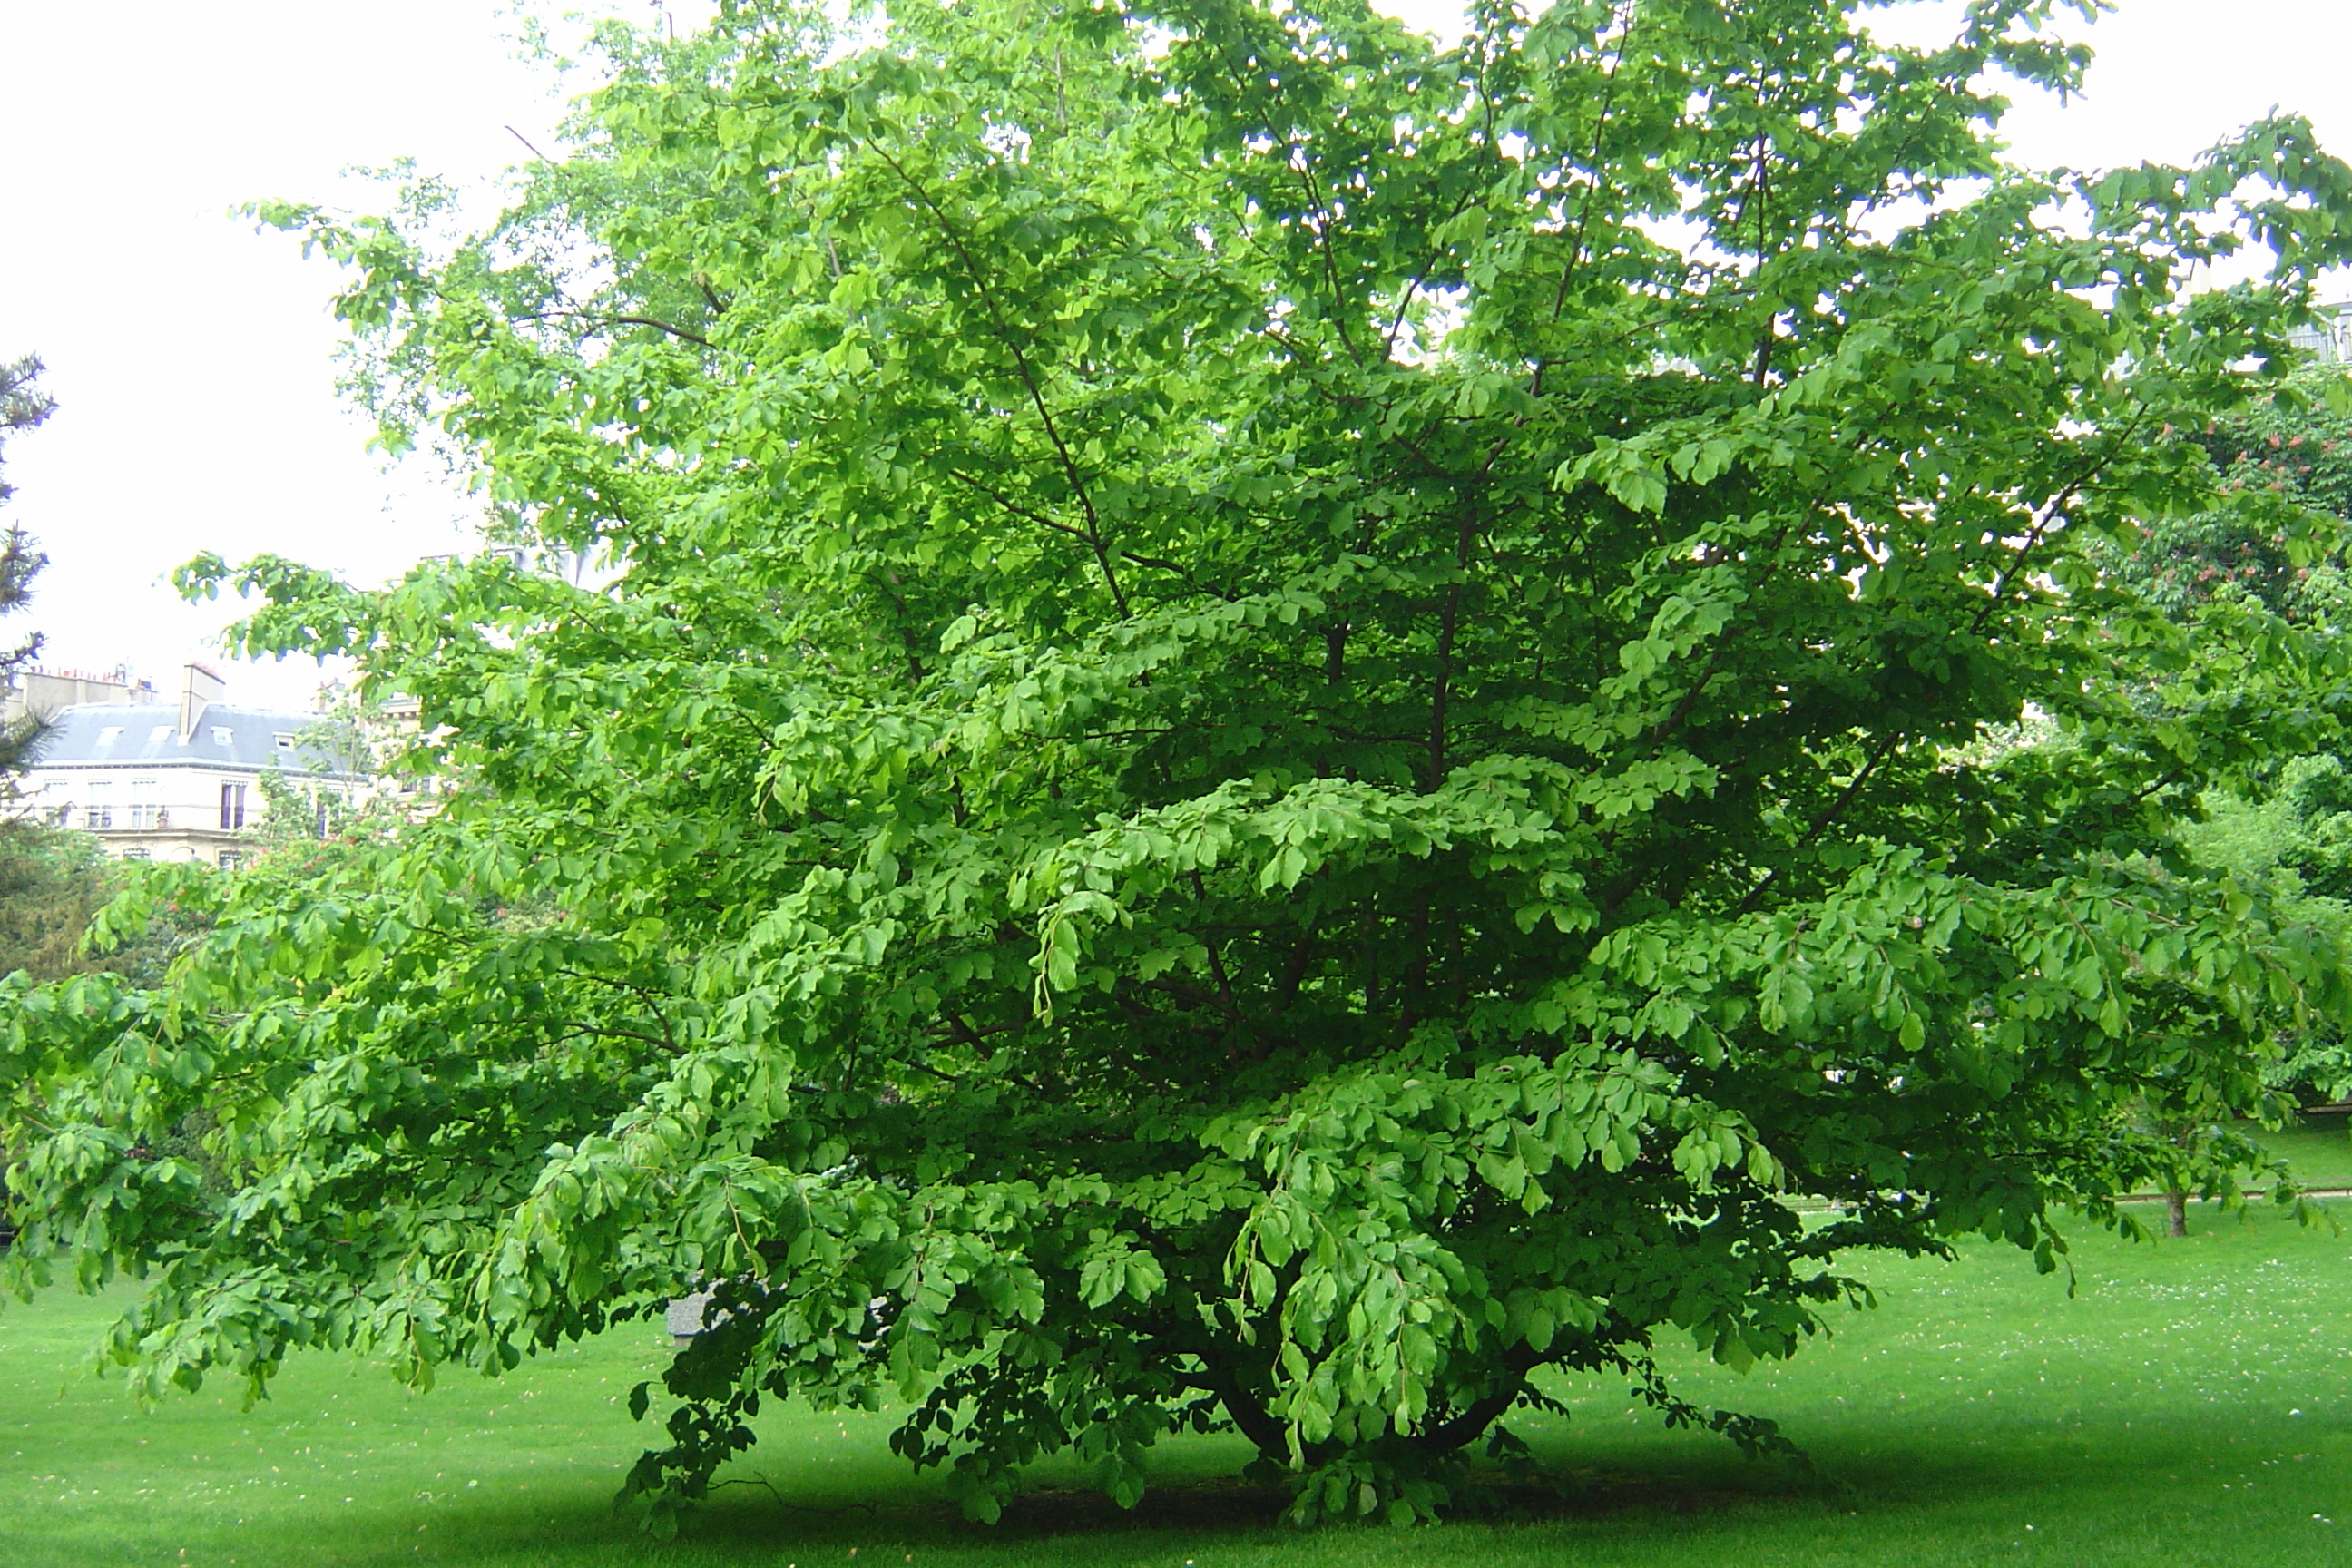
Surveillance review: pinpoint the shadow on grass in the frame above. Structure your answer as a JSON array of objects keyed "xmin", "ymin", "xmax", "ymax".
[
  {"xmin": 166, "ymin": 1398, "xmax": 2329, "ymax": 1568},
  {"xmin": 987, "ymin": 1471, "xmax": 1797, "ymax": 1534},
  {"xmin": 612, "ymin": 1451, "xmax": 1935, "ymax": 1548},
  {"xmin": 657, "ymin": 1404, "xmax": 2331, "ymax": 1550},
  {"xmin": 388, "ymin": 1460, "xmax": 1804, "ymax": 1558}
]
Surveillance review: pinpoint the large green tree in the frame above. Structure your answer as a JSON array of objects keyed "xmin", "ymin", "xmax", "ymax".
[{"xmin": 11, "ymin": 0, "xmax": 2352, "ymax": 1529}]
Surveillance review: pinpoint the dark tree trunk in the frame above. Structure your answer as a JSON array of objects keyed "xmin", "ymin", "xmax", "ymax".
[
  {"xmin": 1214, "ymin": 1368, "xmax": 1531, "ymax": 1465},
  {"xmin": 1411, "ymin": 1379, "xmax": 1528, "ymax": 1455},
  {"xmin": 2165, "ymin": 1189, "xmax": 2189, "ymax": 1238},
  {"xmin": 1215, "ymin": 1382, "xmax": 1295, "ymax": 1461}
]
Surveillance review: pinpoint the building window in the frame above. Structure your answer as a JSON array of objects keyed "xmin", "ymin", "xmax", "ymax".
[
  {"xmin": 128, "ymin": 779, "xmax": 160, "ymax": 829},
  {"xmin": 217, "ymin": 852, "xmax": 243, "ymax": 872},
  {"xmin": 220, "ymin": 781, "xmax": 247, "ymax": 830},
  {"xmin": 96, "ymin": 726, "xmax": 123, "ymax": 748},
  {"xmin": 120, "ymin": 848, "xmax": 152, "ymax": 862},
  {"xmin": 42, "ymin": 780, "xmax": 69, "ymax": 827},
  {"xmin": 211, "ymin": 725, "xmax": 233, "ymax": 747},
  {"xmin": 85, "ymin": 779, "xmax": 113, "ymax": 829},
  {"xmin": 273, "ymin": 732, "xmax": 297, "ymax": 752},
  {"xmin": 148, "ymin": 724, "xmax": 172, "ymax": 746}
]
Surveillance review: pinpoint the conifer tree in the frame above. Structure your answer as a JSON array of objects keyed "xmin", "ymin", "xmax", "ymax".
[{"xmin": 0, "ymin": 353, "xmax": 54, "ymax": 780}]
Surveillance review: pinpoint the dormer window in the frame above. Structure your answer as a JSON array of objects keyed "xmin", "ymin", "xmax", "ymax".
[
  {"xmin": 273, "ymin": 732, "xmax": 297, "ymax": 751},
  {"xmin": 211, "ymin": 725, "xmax": 233, "ymax": 747},
  {"xmin": 97, "ymin": 726, "xmax": 123, "ymax": 747},
  {"xmin": 149, "ymin": 725, "xmax": 172, "ymax": 745}
]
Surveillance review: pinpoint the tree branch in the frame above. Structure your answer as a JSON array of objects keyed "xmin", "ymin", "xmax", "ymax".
[
  {"xmin": 514, "ymin": 310, "xmax": 714, "ymax": 348},
  {"xmin": 861, "ymin": 141, "xmax": 1132, "ymax": 617}
]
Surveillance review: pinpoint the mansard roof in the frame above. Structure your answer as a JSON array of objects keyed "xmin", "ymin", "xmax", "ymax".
[{"xmin": 25, "ymin": 704, "xmax": 363, "ymax": 777}]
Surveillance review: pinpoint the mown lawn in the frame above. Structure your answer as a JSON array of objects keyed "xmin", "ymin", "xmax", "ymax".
[
  {"xmin": 3, "ymin": 1198, "xmax": 2348, "ymax": 1568},
  {"xmin": 2254, "ymin": 1112, "xmax": 2352, "ymax": 1190}
]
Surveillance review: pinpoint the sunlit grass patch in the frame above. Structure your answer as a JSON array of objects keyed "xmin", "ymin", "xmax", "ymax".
[{"xmin": 2253, "ymin": 1112, "xmax": 2352, "ymax": 1190}]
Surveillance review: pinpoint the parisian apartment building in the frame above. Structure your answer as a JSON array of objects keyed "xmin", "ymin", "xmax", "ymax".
[{"xmin": 2, "ymin": 662, "xmax": 366, "ymax": 869}]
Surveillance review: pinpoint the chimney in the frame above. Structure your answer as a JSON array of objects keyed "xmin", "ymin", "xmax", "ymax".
[{"xmin": 179, "ymin": 661, "xmax": 225, "ymax": 741}]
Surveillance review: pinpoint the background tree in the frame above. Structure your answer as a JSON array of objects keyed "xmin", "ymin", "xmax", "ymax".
[
  {"xmin": 0, "ymin": 350, "xmax": 115, "ymax": 988},
  {"xmin": 237, "ymin": 701, "xmax": 380, "ymax": 864},
  {"xmin": 2107, "ymin": 369, "xmax": 2352, "ymax": 1109},
  {"xmin": 0, "ymin": 831, "xmax": 109, "ymax": 984},
  {"xmin": 1, "ymin": 353, "xmax": 54, "ymax": 779},
  {"xmin": 2107, "ymin": 366, "xmax": 2352, "ymax": 621},
  {"xmin": 11, "ymin": 0, "xmax": 2352, "ymax": 1532},
  {"xmin": 2175, "ymin": 751, "xmax": 2352, "ymax": 1108}
]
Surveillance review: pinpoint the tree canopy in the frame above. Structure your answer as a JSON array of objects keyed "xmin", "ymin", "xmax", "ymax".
[{"xmin": 11, "ymin": 0, "xmax": 2352, "ymax": 1530}]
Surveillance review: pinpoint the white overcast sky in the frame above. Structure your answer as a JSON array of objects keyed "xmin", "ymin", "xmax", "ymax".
[{"xmin": 2, "ymin": 0, "xmax": 2348, "ymax": 710}]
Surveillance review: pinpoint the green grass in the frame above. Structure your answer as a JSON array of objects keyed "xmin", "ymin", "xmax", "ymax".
[
  {"xmin": 2254, "ymin": 1112, "xmax": 2352, "ymax": 1190},
  {"xmin": 5, "ymin": 1200, "xmax": 2350, "ymax": 1567}
]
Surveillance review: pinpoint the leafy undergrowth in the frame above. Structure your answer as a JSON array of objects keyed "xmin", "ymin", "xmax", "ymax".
[{"xmin": 3, "ymin": 1202, "xmax": 2348, "ymax": 1568}]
